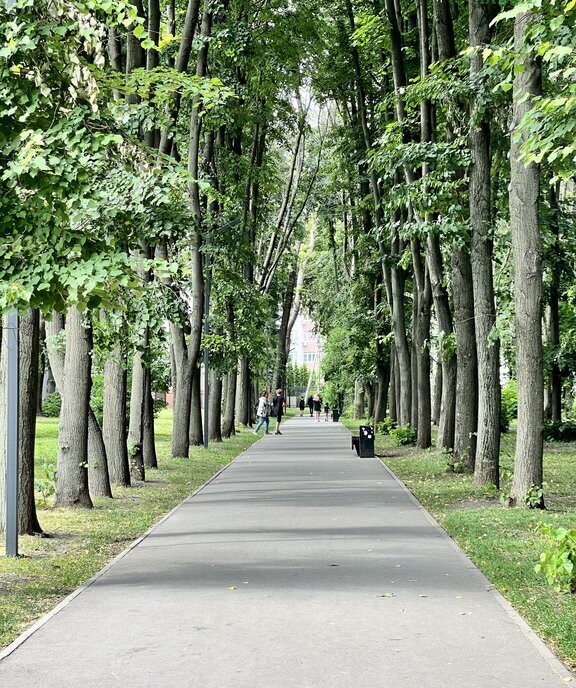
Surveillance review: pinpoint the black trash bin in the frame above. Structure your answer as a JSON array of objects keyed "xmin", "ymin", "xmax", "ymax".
[
  {"xmin": 358, "ymin": 424, "xmax": 375, "ymax": 458},
  {"xmin": 332, "ymin": 410, "xmax": 340, "ymax": 422}
]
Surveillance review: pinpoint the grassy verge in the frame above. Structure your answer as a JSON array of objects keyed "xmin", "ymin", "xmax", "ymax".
[
  {"xmin": 0, "ymin": 409, "xmax": 261, "ymax": 649},
  {"xmin": 340, "ymin": 415, "xmax": 576, "ymax": 669}
]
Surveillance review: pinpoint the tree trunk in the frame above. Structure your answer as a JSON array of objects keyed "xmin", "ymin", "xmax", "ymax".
[
  {"xmin": 366, "ymin": 381, "xmax": 375, "ymax": 420},
  {"xmin": 222, "ymin": 369, "xmax": 237, "ymax": 438},
  {"xmin": 389, "ymin": 357, "xmax": 397, "ymax": 423},
  {"xmin": 452, "ymin": 249, "xmax": 478, "ymax": 472},
  {"xmin": 170, "ymin": 325, "xmax": 194, "ymax": 456},
  {"xmin": 390, "ymin": 237, "xmax": 412, "ymax": 426},
  {"xmin": 274, "ymin": 259, "xmax": 298, "ymax": 391},
  {"xmin": 103, "ymin": 353, "xmax": 130, "ymax": 487},
  {"xmin": 88, "ymin": 408, "xmax": 113, "ymax": 498},
  {"xmin": 470, "ymin": 0, "xmax": 501, "ymax": 487},
  {"xmin": 143, "ymin": 370, "xmax": 158, "ymax": 468},
  {"xmin": 432, "ymin": 360, "xmax": 442, "ymax": 425},
  {"xmin": 508, "ymin": 9, "xmax": 543, "ymax": 508},
  {"xmin": 548, "ymin": 184, "xmax": 562, "ymax": 424},
  {"xmin": 427, "ymin": 235, "xmax": 456, "ymax": 448},
  {"xmin": 55, "ymin": 307, "xmax": 93, "ymax": 508},
  {"xmin": 354, "ymin": 379, "xmax": 365, "ymax": 419},
  {"xmin": 236, "ymin": 356, "xmax": 251, "ymax": 426},
  {"xmin": 189, "ymin": 366, "xmax": 203, "ymax": 446},
  {"xmin": 414, "ymin": 247, "xmax": 433, "ymax": 448},
  {"xmin": 208, "ymin": 370, "xmax": 223, "ymax": 442},
  {"xmin": 18, "ymin": 310, "xmax": 43, "ymax": 534},
  {"xmin": 128, "ymin": 350, "xmax": 146, "ymax": 480}
]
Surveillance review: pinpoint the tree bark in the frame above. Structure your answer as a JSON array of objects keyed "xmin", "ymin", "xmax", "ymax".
[
  {"xmin": 88, "ymin": 407, "xmax": 113, "ymax": 498},
  {"xmin": 143, "ymin": 370, "xmax": 158, "ymax": 468},
  {"xmin": 103, "ymin": 353, "xmax": 130, "ymax": 487},
  {"xmin": 127, "ymin": 350, "xmax": 146, "ymax": 480},
  {"xmin": 354, "ymin": 379, "xmax": 365, "ymax": 419},
  {"xmin": 208, "ymin": 370, "xmax": 223, "ymax": 442},
  {"xmin": 390, "ymin": 236, "xmax": 412, "ymax": 426},
  {"xmin": 470, "ymin": 0, "xmax": 501, "ymax": 487},
  {"xmin": 18, "ymin": 310, "xmax": 43, "ymax": 534},
  {"xmin": 222, "ymin": 369, "xmax": 237, "ymax": 438},
  {"xmin": 548, "ymin": 183, "xmax": 562, "ymax": 424},
  {"xmin": 236, "ymin": 356, "xmax": 251, "ymax": 426},
  {"xmin": 508, "ymin": 9, "xmax": 543, "ymax": 508},
  {"xmin": 427, "ymin": 235, "xmax": 456, "ymax": 447},
  {"xmin": 432, "ymin": 360, "xmax": 442, "ymax": 426},
  {"xmin": 452, "ymin": 249, "xmax": 478, "ymax": 471},
  {"xmin": 55, "ymin": 307, "xmax": 92, "ymax": 508},
  {"xmin": 189, "ymin": 365, "xmax": 203, "ymax": 446}
]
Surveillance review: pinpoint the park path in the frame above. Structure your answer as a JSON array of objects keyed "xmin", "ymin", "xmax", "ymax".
[{"xmin": 0, "ymin": 417, "xmax": 573, "ymax": 687}]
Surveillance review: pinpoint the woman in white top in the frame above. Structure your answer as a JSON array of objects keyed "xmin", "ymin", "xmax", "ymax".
[{"xmin": 253, "ymin": 391, "xmax": 270, "ymax": 436}]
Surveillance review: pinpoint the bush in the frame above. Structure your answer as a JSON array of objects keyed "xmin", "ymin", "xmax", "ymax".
[
  {"xmin": 376, "ymin": 417, "xmax": 397, "ymax": 435},
  {"xmin": 153, "ymin": 398, "xmax": 168, "ymax": 417},
  {"xmin": 535, "ymin": 525, "xmax": 576, "ymax": 593},
  {"xmin": 500, "ymin": 380, "xmax": 518, "ymax": 432},
  {"xmin": 42, "ymin": 392, "xmax": 61, "ymax": 417},
  {"xmin": 390, "ymin": 425, "xmax": 417, "ymax": 446},
  {"xmin": 543, "ymin": 419, "xmax": 576, "ymax": 442}
]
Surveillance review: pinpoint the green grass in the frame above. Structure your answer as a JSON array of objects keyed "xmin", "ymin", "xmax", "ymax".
[
  {"xmin": 0, "ymin": 409, "xmax": 262, "ymax": 649},
  {"xmin": 340, "ymin": 415, "xmax": 576, "ymax": 669}
]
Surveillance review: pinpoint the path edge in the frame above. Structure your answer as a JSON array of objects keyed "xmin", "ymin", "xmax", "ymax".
[
  {"xmin": 0, "ymin": 436, "xmax": 261, "ymax": 663},
  {"xmin": 376, "ymin": 453, "xmax": 575, "ymax": 685}
]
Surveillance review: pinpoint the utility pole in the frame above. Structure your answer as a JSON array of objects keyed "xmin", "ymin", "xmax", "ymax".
[{"xmin": 5, "ymin": 308, "xmax": 19, "ymax": 557}]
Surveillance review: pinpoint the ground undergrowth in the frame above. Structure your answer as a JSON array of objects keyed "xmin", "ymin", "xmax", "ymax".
[
  {"xmin": 0, "ymin": 409, "xmax": 263, "ymax": 649},
  {"xmin": 340, "ymin": 416, "xmax": 576, "ymax": 670}
]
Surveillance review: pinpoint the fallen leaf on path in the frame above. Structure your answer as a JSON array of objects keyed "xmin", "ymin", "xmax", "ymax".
[
  {"xmin": 419, "ymin": 594, "xmax": 428, "ymax": 598},
  {"xmin": 228, "ymin": 586, "xmax": 237, "ymax": 590},
  {"xmin": 379, "ymin": 592, "xmax": 396, "ymax": 598}
]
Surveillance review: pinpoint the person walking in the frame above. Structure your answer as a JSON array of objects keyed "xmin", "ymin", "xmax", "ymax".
[
  {"xmin": 313, "ymin": 394, "xmax": 322, "ymax": 422},
  {"xmin": 253, "ymin": 391, "xmax": 270, "ymax": 436},
  {"xmin": 307, "ymin": 395, "xmax": 314, "ymax": 417},
  {"xmin": 299, "ymin": 396, "xmax": 305, "ymax": 416},
  {"xmin": 324, "ymin": 401, "xmax": 330, "ymax": 422},
  {"xmin": 272, "ymin": 388, "xmax": 286, "ymax": 435}
]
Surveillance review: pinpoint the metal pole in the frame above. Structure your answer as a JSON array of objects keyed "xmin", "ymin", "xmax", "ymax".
[
  {"xmin": 203, "ymin": 254, "xmax": 211, "ymax": 450},
  {"xmin": 6, "ymin": 308, "xmax": 19, "ymax": 557}
]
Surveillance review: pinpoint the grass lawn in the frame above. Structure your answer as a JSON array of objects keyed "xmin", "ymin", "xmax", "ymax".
[
  {"xmin": 0, "ymin": 408, "xmax": 266, "ymax": 649},
  {"xmin": 340, "ymin": 416, "xmax": 576, "ymax": 670}
]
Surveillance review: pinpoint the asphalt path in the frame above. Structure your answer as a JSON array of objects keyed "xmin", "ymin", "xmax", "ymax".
[{"xmin": 0, "ymin": 416, "xmax": 573, "ymax": 687}]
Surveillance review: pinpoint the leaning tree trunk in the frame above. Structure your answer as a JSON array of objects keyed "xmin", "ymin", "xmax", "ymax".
[
  {"xmin": 88, "ymin": 407, "xmax": 113, "ymax": 497},
  {"xmin": 508, "ymin": 9, "xmax": 543, "ymax": 508},
  {"xmin": 452, "ymin": 249, "xmax": 478, "ymax": 472},
  {"xmin": 432, "ymin": 361, "xmax": 442, "ymax": 426},
  {"xmin": 103, "ymin": 352, "xmax": 130, "ymax": 487},
  {"xmin": 209, "ymin": 370, "xmax": 223, "ymax": 442},
  {"xmin": 222, "ymin": 369, "xmax": 237, "ymax": 438},
  {"xmin": 55, "ymin": 307, "xmax": 93, "ymax": 508},
  {"xmin": 470, "ymin": 0, "xmax": 501, "ymax": 488},
  {"xmin": 17, "ymin": 311, "xmax": 43, "ymax": 533}
]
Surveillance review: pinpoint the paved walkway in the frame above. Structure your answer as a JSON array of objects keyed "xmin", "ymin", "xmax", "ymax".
[{"xmin": 0, "ymin": 417, "xmax": 573, "ymax": 687}]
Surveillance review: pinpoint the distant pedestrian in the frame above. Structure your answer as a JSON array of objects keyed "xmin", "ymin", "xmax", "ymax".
[
  {"xmin": 299, "ymin": 396, "xmax": 305, "ymax": 416},
  {"xmin": 253, "ymin": 391, "xmax": 270, "ymax": 436},
  {"xmin": 307, "ymin": 395, "xmax": 313, "ymax": 417},
  {"xmin": 313, "ymin": 394, "xmax": 322, "ymax": 422},
  {"xmin": 272, "ymin": 388, "xmax": 286, "ymax": 435},
  {"xmin": 324, "ymin": 402, "xmax": 330, "ymax": 422}
]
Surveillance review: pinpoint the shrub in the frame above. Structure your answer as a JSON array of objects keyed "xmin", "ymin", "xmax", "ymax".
[
  {"xmin": 543, "ymin": 419, "xmax": 576, "ymax": 442},
  {"xmin": 376, "ymin": 417, "xmax": 397, "ymax": 435},
  {"xmin": 153, "ymin": 398, "xmax": 168, "ymax": 417},
  {"xmin": 500, "ymin": 379, "xmax": 518, "ymax": 432},
  {"xmin": 535, "ymin": 525, "xmax": 576, "ymax": 593},
  {"xmin": 42, "ymin": 392, "xmax": 61, "ymax": 417},
  {"xmin": 390, "ymin": 425, "xmax": 417, "ymax": 446}
]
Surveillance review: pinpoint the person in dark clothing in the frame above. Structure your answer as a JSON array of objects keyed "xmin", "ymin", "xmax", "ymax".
[
  {"xmin": 324, "ymin": 402, "xmax": 330, "ymax": 422},
  {"xmin": 272, "ymin": 388, "xmax": 286, "ymax": 435},
  {"xmin": 307, "ymin": 395, "xmax": 314, "ymax": 417},
  {"xmin": 299, "ymin": 396, "xmax": 305, "ymax": 416},
  {"xmin": 313, "ymin": 394, "xmax": 322, "ymax": 422}
]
